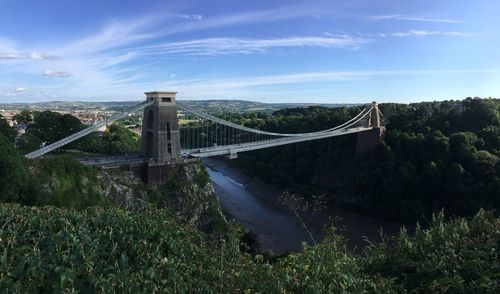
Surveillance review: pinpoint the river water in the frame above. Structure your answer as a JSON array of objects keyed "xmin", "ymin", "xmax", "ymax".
[{"xmin": 204, "ymin": 158, "xmax": 406, "ymax": 255}]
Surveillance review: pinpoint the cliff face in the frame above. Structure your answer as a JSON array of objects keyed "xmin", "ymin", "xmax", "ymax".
[
  {"xmin": 98, "ymin": 168, "xmax": 147, "ymax": 211},
  {"xmin": 98, "ymin": 162, "xmax": 226, "ymax": 230}
]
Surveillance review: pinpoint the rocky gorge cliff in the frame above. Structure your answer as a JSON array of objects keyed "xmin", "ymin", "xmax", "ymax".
[
  {"xmin": 26, "ymin": 155, "xmax": 227, "ymax": 232},
  {"xmin": 98, "ymin": 161, "xmax": 227, "ymax": 231}
]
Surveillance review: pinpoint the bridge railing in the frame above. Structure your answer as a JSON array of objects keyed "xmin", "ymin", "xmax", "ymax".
[
  {"xmin": 177, "ymin": 101, "xmax": 372, "ymax": 137},
  {"xmin": 180, "ymin": 102, "xmax": 374, "ymax": 157},
  {"xmin": 25, "ymin": 100, "xmax": 153, "ymax": 159}
]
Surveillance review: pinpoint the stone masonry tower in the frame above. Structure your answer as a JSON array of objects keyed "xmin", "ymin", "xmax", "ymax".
[
  {"xmin": 356, "ymin": 102, "xmax": 385, "ymax": 153},
  {"xmin": 140, "ymin": 91, "xmax": 181, "ymax": 162}
]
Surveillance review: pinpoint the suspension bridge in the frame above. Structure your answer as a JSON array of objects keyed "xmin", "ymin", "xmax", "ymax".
[{"xmin": 24, "ymin": 91, "xmax": 385, "ymax": 182}]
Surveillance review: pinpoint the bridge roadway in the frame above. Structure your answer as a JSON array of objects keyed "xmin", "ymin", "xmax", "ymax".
[
  {"xmin": 77, "ymin": 127, "xmax": 373, "ymax": 165},
  {"xmin": 78, "ymin": 155, "xmax": 153, "ymax": 167},
  {"xmin": 186, "ymin": 126, "xmax": 373, "ymax": 158}
]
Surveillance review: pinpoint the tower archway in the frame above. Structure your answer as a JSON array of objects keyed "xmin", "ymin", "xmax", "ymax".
[
  {"xmin": 144, "ymin": 131, "xmax": 154, "ymax": 158},
  {"xmin": 146, "ymin": 109, "xmax": 154, "ymax": 129}
]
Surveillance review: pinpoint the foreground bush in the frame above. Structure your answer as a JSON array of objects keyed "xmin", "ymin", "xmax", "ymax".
[
  {"xmin": 364, "ymin": 209, "xmax": 500, "ymax": 293},
  {"xmin": 0, "ymin": 134, "xmax": 34, "ymax": 204},
  {"xmin": 0, "ymin": 204, "xmax": 386, "ymax": 292},
  {"xmin": 0, "ymin": 204, "xmax": 497, "ymax": 292}
]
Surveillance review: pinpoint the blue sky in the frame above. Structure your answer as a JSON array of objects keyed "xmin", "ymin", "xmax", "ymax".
[{"xmin": 0, "ymin": 0, "xmax": 499, "ymax": 103}]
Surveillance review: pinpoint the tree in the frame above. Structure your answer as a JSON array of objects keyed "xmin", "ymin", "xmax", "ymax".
[
  {"xmin": 12, "ymin": 109, "xmax": 33, "ymax": 125},
  {"xmin": 0, "ymin": 134, "xmax": 33, "ymax": 204},
  {"xmin": 0, "ymin": 115, "xmax": 16, "ymax": 142},
  {"xmin": 26, "ymin": 111, "xmax": 84, "ymax": 151},
  {"xmin": 446, "ymin": 162, "xmax": 465, "ymax": 181},
  {"xmin": 101, "ymin": 124, "xmax": 140, "ymax": 155},
  {"xmin": 17, "ymin": 133, "xmax": 42, "ymax": 152}
]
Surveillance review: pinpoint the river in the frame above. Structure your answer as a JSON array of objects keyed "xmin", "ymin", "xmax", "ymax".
[{"xmin": 203, "ymin": 158, "xmax": 407, "ymax": 255}]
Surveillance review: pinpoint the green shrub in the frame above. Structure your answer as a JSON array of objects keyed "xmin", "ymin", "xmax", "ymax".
[
  {"xmin": 0, "ymin": 204, "xmax": 389, "ymax": 293},
  {"xmin": 29, "ymin": 156, "xmax": 112, "ymax": 209},
  {"xmin": 0, "ymin": 134, "xmax": 35, "ymax": 204},
  {"xmin": 364, "ymin": 209, "xmax": 500, "ymax": 293}
]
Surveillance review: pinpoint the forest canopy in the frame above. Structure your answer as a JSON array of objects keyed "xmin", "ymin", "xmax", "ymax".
[{"xmin": 234, "ymin": 98, "xmax": 500, "ymax": 222}]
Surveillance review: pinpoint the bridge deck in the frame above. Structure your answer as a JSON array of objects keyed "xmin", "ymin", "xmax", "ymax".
[
  {"xmin": 186, "ymin": 127, "xmax": 373, "ymax": 157},
  {"xmin": 25, "ymin": 98, "xmax": 380, "ymax": 160}
]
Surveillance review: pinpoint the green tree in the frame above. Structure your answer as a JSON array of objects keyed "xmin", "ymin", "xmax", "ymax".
[
  {"xmin": 17, "ymin": 132, "xmax": 42, "ymax": 152},
  {"xmin": 0, "ymin": 134, "xmax": 34, "ymax": 204},
  {"xmin": 0, "ymin": 115, "xmax": 16, "ymax": 142},
  {"xmin": 101, "ymin": 124, "xmax": 140, "ymax": 155},
  {"xmin": 12, "ymin": 109, "xmax": 33, "ymax": 125},
  {"xmin": 446, "ymin": 162, "xmax": 465, "ymax": 181},
  {"xmin": 27, "ymin": 111, "xmax": 84, "ymax": 148}
]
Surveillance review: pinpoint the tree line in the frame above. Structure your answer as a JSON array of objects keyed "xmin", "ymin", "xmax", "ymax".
[{"xmin": 231, "ymin": 98, "xmax": 499, "ymax": 222}]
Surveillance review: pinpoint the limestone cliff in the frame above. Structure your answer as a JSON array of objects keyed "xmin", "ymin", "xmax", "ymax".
[
  {"xmin": 98, "ymin": 168, "xmax": 147, "ymax": 211},
  {"xmin": 98, "ymin": 161, "xmax": 226, "ymax": 230}
]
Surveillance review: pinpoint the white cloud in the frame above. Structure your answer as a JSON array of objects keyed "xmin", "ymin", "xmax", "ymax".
[
  {"xmin": 29, "ymin": 52, "xmax": 56, "ymax": 60},
  {"xmin": 0, "ymin": 38, "xmax": 55, "ymax": 60},
  {"xmin": 0, "ymin": 53, "xmax": 23, "ymax": 60},
  {"xmin": 140, "ymin": 35, "xmax": 372, "ymax": 56},
  {"xmin": 390, "ymin": 30, "xmax": 473, "ymax": 37},
  {"xmin": 372, "ymin": 15, "xmax": 462, "ymax": 23},
  {"xmin": 1, "ymin": 87, "xmax": 27, "ymax": 97},
  {"xmin": 162, "ymin": 4, "xmax": 324, "ymax": 37},
  {"xmin": 43, "ymin": 70, "xmax": 72, "ymax": 78},
  {"xmin": 178, "ymin": 14, "xmax": 203, "ymax": 20},
  {"xmin": 57, "ymin": 17, "xmax": 161, "ymax": 56},
  {"xmin": 53, "ymin": 6, "xmax": 316, "ymax": 57},
  {"xmin": 0, "ymin": 51, "xmax": 55, "ymax": 60}
]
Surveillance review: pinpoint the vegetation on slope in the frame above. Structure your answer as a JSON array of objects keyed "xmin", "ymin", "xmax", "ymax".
[
  {"xmin": 0, "ymin": 114, "xmax": 16, "ymax": 142},
  {"xmin": 30, "ymin": 156, "xmax": 113, "ymax": 208},
  {"xmin": 364, "ymin": 209, "xmax": 500, "ymax": 292},
  {"xmin": 233, "ymin": 97, "xmax": 500, "ymax": 222},
  {"xmin": 0, "ymin": 133, "xmax": 33, "ymax": 204},
  {"xmin": 0, "ymin": 204, "xmax": 497, "ymax": 292},
  {"xmin": 0, "ymin": 132, "xmax": 111, "ymax": 208}
]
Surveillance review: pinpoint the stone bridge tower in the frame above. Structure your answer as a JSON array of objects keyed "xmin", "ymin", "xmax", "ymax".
[
  {"xmin": 356, "ymin": 102, "xmax": 385, "ymax": 153},
  {"xmin": 140, "ymin": 91, "xmax": 182, "ymax": 162}
]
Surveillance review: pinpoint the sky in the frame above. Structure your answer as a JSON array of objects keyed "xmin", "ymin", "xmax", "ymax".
[{"xmin": 0, "ymin": 0, "xmax": 499, "ymax": 103}]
